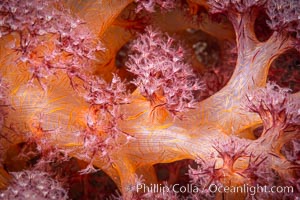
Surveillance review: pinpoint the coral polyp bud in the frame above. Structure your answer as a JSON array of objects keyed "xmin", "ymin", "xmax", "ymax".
[
  {"xmin": 0, "ymin": 170, "xmax": 68, "ymax": 199},
  {"xmin": 243, "ymin": 82, "xmax": 299, "ymax": 131},
  {"xmin": 126, "ymin": 26, "xmax": 205, "ymax": 117}
]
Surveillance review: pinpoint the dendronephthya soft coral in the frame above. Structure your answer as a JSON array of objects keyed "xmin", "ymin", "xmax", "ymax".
[{"xmin": 0, "ymin": 0, "xmax": 299, "ymax": 199}]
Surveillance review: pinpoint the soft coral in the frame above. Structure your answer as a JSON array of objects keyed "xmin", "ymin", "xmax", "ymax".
[
  {"xmin": 126, "ymin": 26, "xmax": 204, "ymax": 117},
  {"xmin": 243, "ymin": 82, "xmax": 299, "ymax": 131}
]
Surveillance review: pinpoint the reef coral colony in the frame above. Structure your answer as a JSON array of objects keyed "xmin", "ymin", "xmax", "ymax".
[{"xmin": 0, "ymin": 0, "xmax": 299, "ymax": 199}]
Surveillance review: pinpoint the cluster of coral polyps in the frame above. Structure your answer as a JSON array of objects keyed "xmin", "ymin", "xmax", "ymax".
[{"xmin": 0, "ymin": 0, "xmax": 299, "ymax": 199}]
